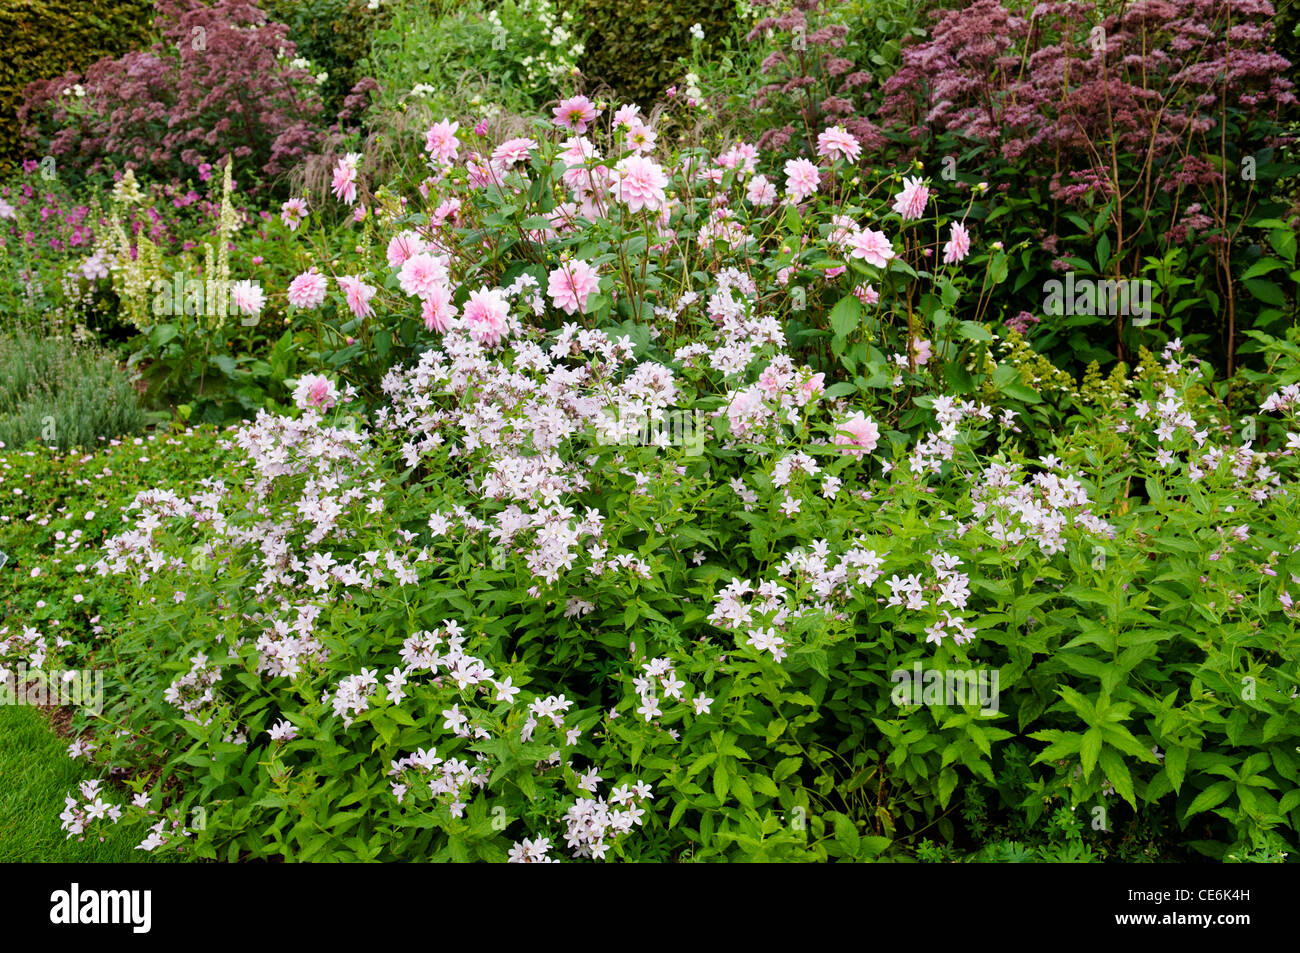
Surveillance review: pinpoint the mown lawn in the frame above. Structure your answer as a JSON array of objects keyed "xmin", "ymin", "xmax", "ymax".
[{"xmin": 0, "ymin": 704, "xmax": 162, "ymax": 862}]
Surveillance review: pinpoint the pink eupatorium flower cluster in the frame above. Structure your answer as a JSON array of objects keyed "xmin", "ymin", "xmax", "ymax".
[{"xmin": 20, "ymin": 0, "xmax": 330, "ymax": 191}]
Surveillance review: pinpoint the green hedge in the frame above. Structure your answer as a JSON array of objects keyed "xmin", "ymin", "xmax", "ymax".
[
  {"xmin": 262, "ymin": 0, "xmax": 392, "ymax": 119},
  {"xmin": 578, "ymin": 0, "xmax": 736, "ymax": 105},
  {"xmin": 0, "ymin": 0, "xmax": 157, "ymax": 177}
]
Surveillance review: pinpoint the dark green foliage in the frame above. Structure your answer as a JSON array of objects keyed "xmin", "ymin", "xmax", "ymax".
[
  {"xmin": 263, "ymin": 0, "xmax": 392, "ymax": 119},
  {"xmin": 0, "ymin": 0, "xmax": 156, "ymax": 177},
  {"xmin": 578, "ymin": 0, "xmax": 736, "ymax": 104}
]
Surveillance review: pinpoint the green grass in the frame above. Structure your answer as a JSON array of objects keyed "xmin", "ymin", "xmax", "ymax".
[{"xmin": 0, "ymin": 704, "xmax": 162, "ymax": 862}]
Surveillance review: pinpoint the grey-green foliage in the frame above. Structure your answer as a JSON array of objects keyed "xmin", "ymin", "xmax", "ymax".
[{"xmin": 0, "ymin": 331, "xmax": 146, "ymax": 451}]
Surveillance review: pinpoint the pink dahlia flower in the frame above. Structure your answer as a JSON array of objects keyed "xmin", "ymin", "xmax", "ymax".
[
  {"xmin": 612, "ymin": 154, "xmax": 669, "ymax": 213},
  {"xmin": 336, "ymin": 274, "xmax": 376, "ymax": 319},
  {"xmin": 547, "ymin": 259, "xmax": 600, "ymax": 315},
  {"xmin": 280, "ymin": 197, "xmax": 308, "ymax": 230},
  {"xmin": 553, "ymin": 95, "xmax": 599, "ymax": 133},
  {"xmin": 892, "ymin": 175, "xmax": 930, "ymax": 220},
  {"xmin": 942, "ymin": 222, "xmax": 971, "ymax": 264},
  {"xmin": 287, "ymin": 268, "xmax": 328, "ymax": 309},
  {"xmin": 421, "ymin": 284, "xmax": 458, "ymax": 332},
  {"xmin": 834, "ymin": 411, "xmax": 880, "ymax": 455},
  {"xmin": 783, "ymin": 157, "xmax": 820, "ymax": 202},
  {"xmin": 816, "ymin": 126, "xmax": 861, "ymax": 163},
  {"xmin": 847, "ymin": 228, "xmax": 895, "ymax": 268},
  {"xmin": 462, "ymin": 287, "xmax": 510, "ymax": 346},
  {"xmin": 424, "ymin": 119, "xmax": 461, "ymax": 165},
  {"xmin": 398, "ymin": 252, "xmax": 450, "ymax": 299}
]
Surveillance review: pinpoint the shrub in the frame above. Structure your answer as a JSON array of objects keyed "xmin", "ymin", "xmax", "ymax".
[
  {"xmin": 9, "ymin": 112, "xmax": 1299, "ymax": 862},
  {"xmin": 368, "ymin": 0, "xmax": 585, "ymax": 117},
  {"xmin": 262, "ymin": 0, "xmax": 391, "ymax": 120},
  {"xmin": 745, "ymin": 0, "xmax": 889, "ymax": 156},
  {"xmin": 579, "ymin": 0, "xmax": 737, "ymax": 104},
  {"xmin": 0, "ymin": 0, "xmax": 156, "ymax": 178},
  {"xmin": 875, "ymin": 0, "xmax": 1299, "ymax": 376},
  {"xmin": 0, "ymin": 331, "xmax": 147, "ymax": 450},
  {"xmin": 19, "ymin": 0, "xmax": 328, "ymax": 196}
]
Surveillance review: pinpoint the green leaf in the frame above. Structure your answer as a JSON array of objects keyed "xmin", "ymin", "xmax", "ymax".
[
  {"xmin": 829, "ymin": 294, "xmax": 862, "ymax": 340},
  {"xmin": 833, "ymin": 812, "xmax": 861, "ymax": 856},
  {"xmin": 1100, "ymin": 747, "xmax": 1136, "ymax": 807},
  {"xmin": 1185, "ymin": 780, "xmax": 1234, "ymax": 819},
  {"xmin": 1243, "ymin": 279, "xmax": 1286, "ymax": 307},
  {"xmin": 1080, "ymin": 727, "xmax": 1103, "ymax": 776},
  {"xmin": 1164, "ymin": 745, "xmax": 1187, "ymax": 794},
  {"xmin": 937, "ymin": 768, "xmax": 959, "ymax": 808},
  {"xmin": 713, "ymin": 761, "xmax": 730, "ymax": 801}
]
